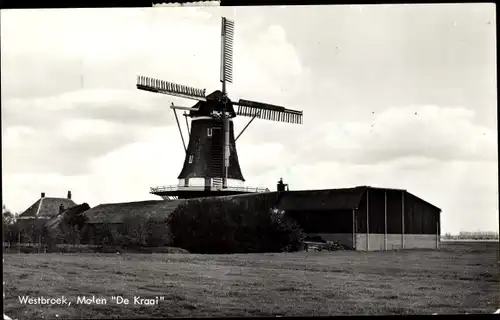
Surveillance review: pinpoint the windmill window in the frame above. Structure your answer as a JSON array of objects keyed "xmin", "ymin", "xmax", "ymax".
[
  {"xmin": 188, "ymin": 155, "xmax": 193, "ymax": 163},
  {"xmin": 207, "ymin": 128, "xmax": 212, "ymax": 137}
]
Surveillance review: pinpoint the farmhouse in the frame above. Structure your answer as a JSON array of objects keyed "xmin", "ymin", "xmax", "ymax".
[
  {"xmin": 80, "ymin": 186, "xmax": 440, "ymax": 251},
  {"xmin": 16, "ymin": 191, "xmax": 77, "ymax": 242}
]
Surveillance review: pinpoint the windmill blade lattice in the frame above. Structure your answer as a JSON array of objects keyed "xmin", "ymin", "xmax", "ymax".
[
  {"xmin": 220, "ymin": 17, "xmax": 234, "ymax": 85},
  {"xmin": 137, "ymin": 75, "xmax": 207, "ymax": 101},
  {"xmin": 236, "ymin": 99, "xmax": 303, "ymax": 124}
]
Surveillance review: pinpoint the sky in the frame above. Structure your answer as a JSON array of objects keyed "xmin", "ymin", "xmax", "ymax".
[{"xmin": 1, "ymin": 4, "xmax": 497, "ymax": 234}]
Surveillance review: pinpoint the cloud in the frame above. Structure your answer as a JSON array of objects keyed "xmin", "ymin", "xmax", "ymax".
[
  {"xmin": 1, "ymin": 8, "xmax": 311, "ymax": 103},
  {"xmin": 1, "ymin": 8, "xmax": 310, "ymax": 177},
  {"xmin": 299, "ymin": 105, "xmax": 496, "ymax": 164},
  {"xmin": 1, "ymin": 88, "xmax": 174, "ymax": 175}
]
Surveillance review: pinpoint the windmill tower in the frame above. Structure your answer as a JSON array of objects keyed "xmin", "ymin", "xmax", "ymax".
[{"xmin": 136, "ymin": 17, "xmax": 303, "ymax": 200}]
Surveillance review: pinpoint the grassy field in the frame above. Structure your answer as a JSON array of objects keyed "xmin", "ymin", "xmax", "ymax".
[{"xmin": 3, "ymin": 242, "xmax": 499, "ymax": 318}]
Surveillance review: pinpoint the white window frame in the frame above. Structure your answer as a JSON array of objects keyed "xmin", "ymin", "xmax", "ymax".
[
  {"xmin": 207, "ymin": 128, "xmax": 212, "ymax": 137},
  {"xmin": 188, "ymin": 155, "xmax": 193, "ymax": 163}
]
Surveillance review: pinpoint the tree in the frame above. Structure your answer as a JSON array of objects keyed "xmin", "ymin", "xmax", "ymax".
[
  {"xmin": 41, "ymin": 203, "xmax": 91, "ymax": 246},
  {"xmin": 118, "ymin": 215, "xmax": 150, "ymax": 247},
  {"xmin": 3, "ymin": 205, "xmax": 17, "ymax": 228},
  {"xmin": 167, "ymin": 197, "xmax": 305, "ymax": 254},
  {"xmin": 112, "ymin": 215, "xmax": 172, "ymax": 248},
  {"xmin": 3, "ymin": 205, "xmax": 19, "ymax": 243},
  {"xmin": 145, "ymin": 219, "xmax": 172, "ymax": 247}
]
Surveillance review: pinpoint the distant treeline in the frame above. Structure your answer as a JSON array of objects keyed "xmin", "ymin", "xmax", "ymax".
[{"xmin": 442, "ymin": 232, "xmax": 499, "ymax": 240}]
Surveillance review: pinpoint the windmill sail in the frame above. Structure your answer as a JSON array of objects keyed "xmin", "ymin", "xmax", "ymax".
[
  {"xmin": 220, "ymin": 17, "xmax": 234, "ymax": 86},
  {"xmin": 235, "ymin": 99, "xmax": 303, "ymax": 124},
  {"xmin": 137, "ymin": 75, "xmax": 207, "ymax": 101},
  {"xmin": 219, "ymin": 17, "xmax": 235, "ymax": 189}
]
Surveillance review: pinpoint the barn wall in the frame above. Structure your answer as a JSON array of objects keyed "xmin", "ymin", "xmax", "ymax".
[
  {"xmin": 355, "ymin": 189, "xmax": 400, "ymax": 234},
  {"xmin": 404, "ymin": 192, "xmax": 440, "ymax": 235},
  {"xmin": 352, "ymin": 188, "xmax": 440, "ymax": 250},
  {"xmin": 386, "ymin": 190, "xmax": 403, "ymax": 234},
  {"xmin": 356, "ymin": 234, "xmax": 438, "ymax": 251},
  {"xmin": 287, "ymin": 209, "xmax": 353, "ymax": 234},
  {"xmin": 367, "ymin": 188, "xmax": 385, "ymax": 234},
  {"xmin": 354, "ymin": 189, "xmax": 440, "ymax": 236},
  {"xmin": 355, "ymin": 191, "xmax": 367, "ymax": 234}
]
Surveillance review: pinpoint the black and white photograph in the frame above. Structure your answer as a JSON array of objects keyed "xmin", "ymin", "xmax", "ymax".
[{"xmin": 2, "ymin": 3, "xmax": 498, "ymax": 318}]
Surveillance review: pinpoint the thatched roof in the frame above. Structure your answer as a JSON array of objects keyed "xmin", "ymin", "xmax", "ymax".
[
  {"xmin": 83, "ymin": 193, "xmax": 281, "ymax": 225},
  {"xmin": 84, "ymin": 200, "xmax": 184, "ymax": 224},
  {"xmin": 18, "ymin": 197, "xmax": 77, "ymax": 219}
]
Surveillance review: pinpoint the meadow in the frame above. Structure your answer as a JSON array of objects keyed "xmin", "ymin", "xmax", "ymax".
[{"xmin": 3, "ymin": 242, "xmax": 498, "ymax": 318}]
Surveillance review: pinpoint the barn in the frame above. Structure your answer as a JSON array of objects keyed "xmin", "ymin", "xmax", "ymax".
[
  {"xmin": 181, "ymin": 186, "xmax": 441, "ymax": 251},
  {"xmin": 79, "ymin": 185, "xmax": 440, "ymax": 251},
  {"xmin": 278, "ymin": 186, "xmax": 441, "ymax": 250},
  {"xmin": 82, "ymin": 200, "xmax": 183, "ymax": 245}
]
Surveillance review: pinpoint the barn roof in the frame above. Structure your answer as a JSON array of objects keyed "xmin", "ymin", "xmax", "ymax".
[
  {"xmin": 18, "ymin": 197, "xmax": 77, "ymax": 219},
  {"xmin": 84, "ymin": 200, "xmax": 184, "ymax": 224},
  {"xmin": 81, "ymin": 185, "xmax": 440, "ymax": 224},
  {"xmin": 356, "ymin": 185, "xmax": 441, "ymax": 211},
  {"xmin": 278, "ymin": 186, "xmax": 441, "ymax": 212},
  {"xmin": 277, "ymin": 187, "xmax": 367, "ymax": 211}
]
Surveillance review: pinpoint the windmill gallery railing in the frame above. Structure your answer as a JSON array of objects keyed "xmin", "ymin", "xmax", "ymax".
[{"xmin": 150, "ymin": 185, "xmax": 270, "ymax": 194}]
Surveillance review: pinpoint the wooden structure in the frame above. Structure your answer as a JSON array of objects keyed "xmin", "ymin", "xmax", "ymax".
[
  {"xmin": 135, "ymin": 17, "xmax": 303, "ymax": 200},
  {"xmin": 279, "ymin": 186, "xmax": 441, "ymax": 250}
]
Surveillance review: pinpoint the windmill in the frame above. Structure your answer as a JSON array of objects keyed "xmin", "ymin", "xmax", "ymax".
[{"xmin": 136, "ymin": 17, "xmax": 303, "ymax": 200}]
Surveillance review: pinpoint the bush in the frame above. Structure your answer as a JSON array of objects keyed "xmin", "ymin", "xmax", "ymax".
[
  {"xmin": 144, "ymin": 220, "xmax": 172, "ymax": 247},
  {"xmin": 167, "ymin": 197, "xmax": 304, "ymax": 254},
  {"xmin": 62, "ymin": 203, "xmax": 90, "ymax": 231},
  {"xmin": 87, "ymin": 216, "xmax": 172, "ymax": 249},
  {"xmin": 116, "ymin": 215, "xmax": 150, "ymax": 247}
]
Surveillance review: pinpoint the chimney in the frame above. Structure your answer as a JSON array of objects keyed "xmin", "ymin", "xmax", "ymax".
[
  {"xmin": 67, "ymin": 190, "xmax": 72, "ymax": 200},
  {"xmin": 41, "ymin": 192, "xmax": 45, "ymax": 198},
  {"xmin": 277, "ymin": 178, "xmax": 286, "ymax": 192}
]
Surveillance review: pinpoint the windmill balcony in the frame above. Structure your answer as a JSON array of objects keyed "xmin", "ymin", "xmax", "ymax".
[{"xmin": 149, "ymin": 184, "xmax": 270, "ymax": 194}]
